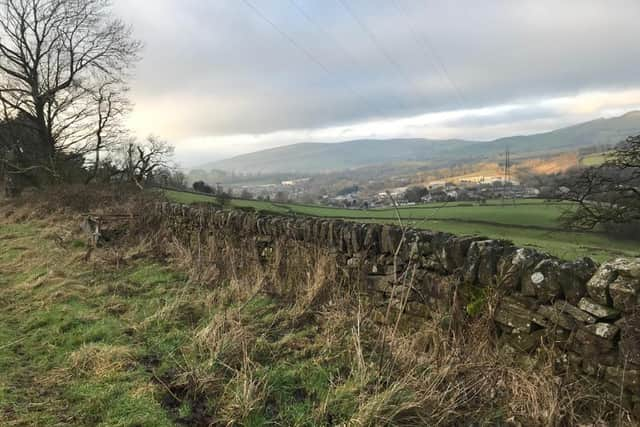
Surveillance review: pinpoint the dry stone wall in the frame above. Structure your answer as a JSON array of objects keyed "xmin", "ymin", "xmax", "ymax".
[{"xmin": 155, "ymin": 203, "xmax": 640, "ymax": 401}]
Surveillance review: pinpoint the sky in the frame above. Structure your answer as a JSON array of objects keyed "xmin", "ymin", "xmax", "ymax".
[{"xmin": 112, "ymin": 0, "xmax": 640, "ymax": 167}]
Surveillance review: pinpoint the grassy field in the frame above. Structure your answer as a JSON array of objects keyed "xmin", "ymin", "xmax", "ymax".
[
  {"xmin": 0, "ymin": 211, "xmax": 628, "ymax": 425},
  {"xmin": 164, "ymin": 189, "xmax": 638, "ymax": 262}
]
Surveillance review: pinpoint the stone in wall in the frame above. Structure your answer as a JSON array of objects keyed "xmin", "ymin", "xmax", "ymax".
[
  {"xmin": 516, "ymin": 256, "xmax": 595, "ymax": 305},
  {"xmin": 500, "ymin": 329, "xmax": 548, "ymax": 353},
  {"xmin": 559, "ymin": 258, "xmax": 597, "ymax": 305},
  {"xmin": 496, "ymin": 247, "xmax": 543, "ymax": 291},
  {"xmin": 380, "ymin": 225, "xmax": 402, "ymax": 254},
  {"xmin": 521, "ymin": 258, "xmax": 563, "ymax": 303},
  {"xmin": 533, "ymin": 305, "xmax": 576, "ymax": 331},
  {"xmin": 587, "ymin": 261, "xmax": 619, "ymax": 305},
  {"xmin": 495, "ymin": 295, "xmax": 538, "ymax": 334},
  {"xmin": 440, "ymin": 236, "xmax": 478, "ymax": 273},
  {"xmin": 363, "ymin": 223, "xmax": 381, "ymax": 252},
  {"xmin": 578, "ymin": 297, "xmax": 621, "ymax": 320},
  {"xmin": 366, "ymin": 273, "xmax": 396, "ymax": 294},
  {"xmin": 553, "ymin": 300, "xmax": 597, "ymax": 324},
  {"xmin": 463, "ymin": 240, "xmax": 506, "ymax": 286},
  {"xmin": 585, "ymin": 322, "xmax": 620, "ymax": 340},
  {"xmin": 610, "ymin": 276, "xmax": 640, "ymax": 312},
  {"xmin": 572, "ymin": 328, "xmax": 619, "ymax": 363},
  {"xmin": 617, "ymin": 312, "xmax": 640, "ymax": 366},
  {"xmin": 605, "ymin": 366, "xmax": 640, "ymax": 394},
  {"xmin": 588, "ymin": 258, "xmax": 640, "ymax": 306},
  {"xmin": 413, "ymin": 271, "xmax": 456, "ymax": 309}
]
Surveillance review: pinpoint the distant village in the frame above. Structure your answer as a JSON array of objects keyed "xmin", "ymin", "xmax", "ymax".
[
  {"xmin": 219, "ymin": 173, "xmax": 549, "ymax": 208},
  {"xmin": 320, "ymin": 177, "xmax": 542, "ymax": 208}
]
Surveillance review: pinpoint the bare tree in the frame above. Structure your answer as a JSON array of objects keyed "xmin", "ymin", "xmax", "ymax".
[
  {"xmin": 0, "ymin": 0, "xmax": 141, "ymax": 178},
  {"xmin": 562, "ymin": 135, "xmax": 640, "ymax": 230},
  {"xmin": 86, "ymin": 78, "xmax": 130, "ymax": 183},
  {"xmin": 120, "ymin": 136, "xmax": 174, "ymax": 189}
]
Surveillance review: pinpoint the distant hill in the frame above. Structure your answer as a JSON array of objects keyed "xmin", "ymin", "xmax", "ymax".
[{"xmin": 200, "ymin": 111, "xmax": 640, "ymax": 174}]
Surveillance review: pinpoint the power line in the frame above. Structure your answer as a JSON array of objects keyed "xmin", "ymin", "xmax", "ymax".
[
  {"xmin": 391, "ymin": 0, "xmax": 467, "ymax": 109},
  {"xmin": 337, "ymin": 0, "xmax": 423, "ymax": 109},
  {"xmin": 241, "ymin": 0, "xmax": 386, "ymax": 117},
  {"xmin": 288, "ymin": 0, "xmax": 406, "ymax": 112},
  {"xmin": 241, "ymin": 0, "xmax": 332, "ymax": 75},
  {"xmin": 288, "ymin": 0, "xmax": 355, "ymax": 66}
]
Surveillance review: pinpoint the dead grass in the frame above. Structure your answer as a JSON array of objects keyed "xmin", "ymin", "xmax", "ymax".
[
  {"xmin": 139, "ymin": 288, "xmax": 209, "ymax": 329},
  {"xmin": 327, "ymin": 304, "xmax": 631, "ymax": 425},
  {"xmin": 69, "ymin": 343, "xmax": 136, "ymax": 378},
  {"xmin": 176, "ymin": 221, "xmax": 634, "ymax": 423},
  {"xmin": 288, "ymin": 253, "xmax": 338, "ymax": 323},
  {"xmin": 194, "ymin": 311, "xmax": 255, "ymax": 368},
  {"xmin": 165, "ymin": 230, "xmax": 633, "ymax": 425},
  {"xmin": 218, "ymin": 353, "xmax": 268, "ymax": 424}
]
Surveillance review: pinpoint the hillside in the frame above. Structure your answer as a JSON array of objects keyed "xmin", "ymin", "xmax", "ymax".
[
  {"xmin": 202, "ymin": 138, "xmax": 479, "ymax": 174},
  {"xmin": 202, "ymin": 111, "xmax": 640, "ymax": 174},
  {"xmin": 413, "ymin": 152, "xmax": 580, "ymax": 187}
]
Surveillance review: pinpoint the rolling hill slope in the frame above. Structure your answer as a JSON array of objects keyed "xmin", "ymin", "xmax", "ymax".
[{"xmin": 202, "ymin": 111, "xmax": 640, "ymax": 174}]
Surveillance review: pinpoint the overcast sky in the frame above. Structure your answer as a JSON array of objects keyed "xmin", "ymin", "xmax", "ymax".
[{"xmin": 112, "ymin": 0, "xmax": 640, "ymax": 167}]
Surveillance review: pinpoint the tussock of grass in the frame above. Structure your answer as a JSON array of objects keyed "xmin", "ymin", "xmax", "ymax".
[
  {"xmin": 218, "ymin": 356, "xmax": 268, "ymax": 425},
  {"xmin": 70, "ymin": 343, "xmax": 136, "ymax": 378},
  {"xmin": 194, "ymin": 311, "xmax": 255, "ymax": 367},
  {"xmin": 140, "ymin": 288, "xmax": 208, "ymax": 328}
]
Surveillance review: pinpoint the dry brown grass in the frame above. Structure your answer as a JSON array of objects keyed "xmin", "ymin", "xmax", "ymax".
[
  {"xmin": 139, "ymin": 287, "xmax": 210, "ymax": 330},
  {"xmin": 69, "ymin": 343, "xmax": 136, "ymax": 378},
  {"xmin": 194, "ymin": 311, "xmax": 255, "ymax": 368},
  {"xmin": 285, "ymin": 258, "xmax": 631, "ymax": 427},
  {"xmin": 5, "ymin": 184, "xmax": 153, "ymax": 216},
  {"xmin": 218, "ymin": 352, "xmax": 268, "ymax": 425},
  {"xmin": 328, "ymin": 307, "xmax": 631, "ymax": 426},
  {"xmin": 161, "ymin": 222, "xmax": 636, "ymax": 425},
  {"xmin": 288, "ymin": 253, "xmax": 339, "ymax": 323},
  {"xmin": 523, "ymin": 152, "xmax": 579, "ymax": 175}
]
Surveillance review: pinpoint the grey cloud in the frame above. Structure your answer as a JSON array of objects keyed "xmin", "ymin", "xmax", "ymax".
[
  {"xmin": 439, "ymin": 105, "xmax": 561, "ymax": 129},
  {"xmin": 114, "ymin": 0, "xmax": 640, "ymax": 141}
]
